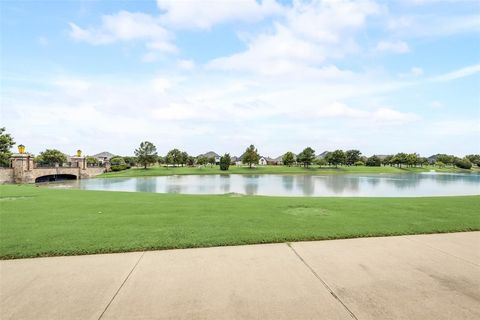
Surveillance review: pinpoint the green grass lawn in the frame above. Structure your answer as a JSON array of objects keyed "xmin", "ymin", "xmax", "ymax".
[
  {"xmin": 99, "ymin": 164, "xmax": 475, "ymax": 178},
  {"xmin": 1, "ymin": 184, "xmax": 479, "ymax": 259}
]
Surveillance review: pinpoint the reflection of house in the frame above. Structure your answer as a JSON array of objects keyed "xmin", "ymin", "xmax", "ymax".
[
  {"xmin": 93, "ymin": 151, "xmax": 115, "ymax": 164},
  {"xmin": 198, "ymin": 151, "xmax": 221, "ymax": 164}
]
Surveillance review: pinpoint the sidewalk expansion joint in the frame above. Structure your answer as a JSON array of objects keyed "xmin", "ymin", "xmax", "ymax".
[
  {"xmin": 98, "ymin": 251, "xmax": 146, "ymax": 320},
  {"xmin": 286, "ymin": 243, "xmax": 358, "ymax": 320}
]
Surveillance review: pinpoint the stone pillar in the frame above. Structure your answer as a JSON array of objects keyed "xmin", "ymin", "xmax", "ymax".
[
  {"xmin": 70, "ymin": 156, "xmax": 86, "ymax": 170},
  {"xmin": 104, "ymin": 159, "xmax": 111, "ymax": 172},
  {"xmin": 11, "ymin": 153, "xmax": 34, "ymax": 183}
]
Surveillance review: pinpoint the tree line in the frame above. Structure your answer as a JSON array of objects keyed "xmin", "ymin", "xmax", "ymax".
[{"xmin": 0, "ymin": 128, "xmax": 478, "ymax": 171}]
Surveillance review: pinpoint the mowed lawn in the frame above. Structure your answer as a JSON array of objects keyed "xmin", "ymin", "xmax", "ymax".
[
  {"xmin": 99, "ymin": 164, "xmax": 476, "ymax": 178},
  {"xmin": 1, "ymin": 185, "xmax": 479, "ymax": 259}
]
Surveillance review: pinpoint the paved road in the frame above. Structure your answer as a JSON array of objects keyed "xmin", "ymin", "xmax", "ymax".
[{"xmin": 1, "ymin": 232, "xmax": 479, "ymax": 319}]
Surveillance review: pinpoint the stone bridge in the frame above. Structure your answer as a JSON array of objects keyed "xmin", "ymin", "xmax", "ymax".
[{"xmin": 0, "ymin": 153, "xmax": 107, "ymax": 184}]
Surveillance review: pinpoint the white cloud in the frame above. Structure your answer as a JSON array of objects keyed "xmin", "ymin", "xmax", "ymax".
[
  {"xmin": 156, "ymin": 0, "xmax": 284, "ymax": 29},
  {"xmin": 373, "ymin": 107, "xmax": 419, "ymax": 123},
  {"xmin": 430, "ymin": 101, "xmax": 442, "ymax": 109},
  {"xmin": 387, "ymin": 14, "xmax": 480, "ymax": 38},
  {"xmin": 177, "ymin": 59, "xmax": 195, "ymax": 70},
  {"xmin": 431, "ymin": 64, "xmax": 480, "ymax": 82},
  {"xmin": 398, "ymin": 67, "xmax": 423, "ymax": 78},
  {"xmin": 208, "ymin": 0, "xmax": 379, "ymax": 75},
  {"xmin": 375, "ymin": 40, "xmax": 410, "ymax": 53},
  {"xmin": 69, "ymin": 11, "xmax": 176, "ymax": 53}
]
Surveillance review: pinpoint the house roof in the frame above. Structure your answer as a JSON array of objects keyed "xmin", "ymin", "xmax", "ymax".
[
  {"xmin": 198, "ymin": 151, "xmax": 220, "ymax": 158},
  {"xmin": 93, "ymin": 151, "xmax": 115, "ymax": 159},
  {"xmin": 316, "ymin": 151, "xmax": 330, "ymax": 158}
]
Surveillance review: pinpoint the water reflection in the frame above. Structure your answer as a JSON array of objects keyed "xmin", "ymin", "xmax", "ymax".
[{"xmin": 48, "ymin": 173, "xmax": 480, "ymax": 197}]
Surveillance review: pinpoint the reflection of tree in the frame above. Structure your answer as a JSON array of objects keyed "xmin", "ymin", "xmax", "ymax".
[
  {"xmin": 220, "ymin": 175, "xmax": 231, "ymax": 193},
  {"xmin": 383, "ymin": 175, "xmax": 420, "ymax": 190},
  {"xmin": 282, "ymin": 175, "xmax": 294, "ymax": 191},
  {"xmin": 136, "ymin": 177, "xmax": 157, "ymax": 193},
  {"xmin": 295, "ymin": 175, "xmax": 315, "ymax": 196},
  {"xmin": 243, "ymin": 175, "xmax": 259, "ymax": 195},
  {"xmin": 366, "ymin": 177, "xmax": 380, "ymax": 187},
  {"xmin": 323, "ymin": 176, "xmax": 359, "ymax": 194}
]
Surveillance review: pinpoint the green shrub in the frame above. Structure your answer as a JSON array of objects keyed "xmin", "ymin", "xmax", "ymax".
[
  {"xmin": 220, "ymin": 153, "xmax": 231, "ymax": 171},
  {"xmin": 354, "ymin": 161, "xmax": 365, "ymax": 166},
  {"xmin": 454, "ymin": 158, "xmax": 472, "ymax": 169},
  {"xmin": 366, "ymin": 156, "xmax": 381, "ymax": 167},
  {"xmin": 111, "ymin": 164, "xmax": 128, "ymax": 171}
]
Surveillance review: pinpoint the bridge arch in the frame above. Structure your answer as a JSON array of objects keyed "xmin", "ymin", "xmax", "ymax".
[{"xmin": 35, "ymin": 174, "xmax": 77, "ymax": 183}]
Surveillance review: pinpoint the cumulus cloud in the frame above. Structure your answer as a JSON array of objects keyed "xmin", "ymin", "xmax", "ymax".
[
  {"xmin": 375, "ymin": 40, "xmax": 410, "ymax": 53},
  {"xmin": 156, "ymin": 0, "xmax": 284, "ymax": 29},
  {"xmin": 69, "ymin": 11, "xmax": 176, "ymax": 53},
  {"xmin": 208, "ymin": 0, "xmax": 379, "ymax": 75}
]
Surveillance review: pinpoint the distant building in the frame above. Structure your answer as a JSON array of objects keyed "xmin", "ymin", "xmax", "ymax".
[
  {"xmin": 93, "ymin": 151, "xmax": 116, "ymax": 163},
  {"xmin": 316, "ymin": 151, "xmax": 330, "ymax": 159},
  {"xmin": 427, "ymin": 154, "xmax": 439, "ymax": 164},
  {"xmin": 198, "ymin": 151, "xmax": 221, "ymax": 164},
  {"xmin": 236, "ymin": 152, "xmax": 268, "ymax": 166}
]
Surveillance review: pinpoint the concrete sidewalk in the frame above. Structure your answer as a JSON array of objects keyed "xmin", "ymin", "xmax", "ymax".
[{"xmin": 1, "ymin": 232, "xmax": 479, "ymax": 320}]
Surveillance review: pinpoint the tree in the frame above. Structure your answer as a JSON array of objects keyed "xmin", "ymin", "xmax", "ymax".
[
  {"xmin": 326, "ymin": 150, "xmax": 345, "ymax": 167},
  {"xmin": 220, "ymin": 153, "xmax": 231, "ymax": 171},
  {"xmin": 196, "ymin": 156, "xmax": 207, "ymax": 166},
  {"xmin": 208, "ymin": 156, "xmax": 216, "ymax": 167},
  {"xmin": 465, "ymin": 154, "xmax": 480, "ymax": 167},
  {"xmin": 345, "ymin": 150, "xmax": 362, "ymax": 166},
  {"xmin": 86, "ymin": 156, "xmax": 98, "ymax": 165},
  {"xmin": 0, "ymin": 127, "xmax": 15, "ymax": 167},
  {"xmin": 282, "ymin": 152, "xmax": 295, "ymax": 166},
  {"xmin": 186, "ymin": 156, "xmax": 195, "ymax": 166},
  {"xmin": 123, "ymin": 156, "xmax": 137, "ymax": 167},
  {"xmin": 406, "ymin": 153, "xmax": 419, "ymax": 167},
  {"xmin": 297, "ymin": 147, "xmax": 315, "ymax": 168},
  {"xmin": 436, "ymin": 154, "xmax": 455, "ymax": 166},
  {"xmin": 391, "ymin": 153, "xmax": 408, "ymax": 168},
  {"xmin": 157, "ymin": 156, "xmax": 165, "ymax": 165},
  {"xmin": 36, "ymin": 149, "xmax": 67, "ymax": 166},
  {"xmin": 366, "ymin": 155, "xmax": 381, "ymax": 167},
  {"xmin": 315, "ymin": 158, "xmax": 328, "ymax": 166},
  {"xmin": 135, "ymin": 141, "xmax": 158, "ymax": 169},
  {"xmin": 110, "ymin": 156, "xmax": 125, "ymax": 166},
  {"xmin": 382, "ymin": 155, "xmax": 393, "ymax": 166},
  {"xmin": 454, "ymin": 158, "xmax": 472, "ymax": 169},
  {"xmin": 166, "ymin": 148, "xmax": 182, "ymax": 166},
  {"xmin": 179, "ymin": 151, "xmax": 189, "ymax": 167},
  {"xmin": 242, "ymin": 144, "xmax": 260, "ymax": 168}
]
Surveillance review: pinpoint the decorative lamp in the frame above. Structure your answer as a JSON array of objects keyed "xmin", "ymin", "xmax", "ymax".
[
  {"xmin": 76, "ymin": 149, "xmax": 82, "ymax": 157},
  {"xmin": 18, "ymin": 145, "xmax": 26, "ymax": 154}
]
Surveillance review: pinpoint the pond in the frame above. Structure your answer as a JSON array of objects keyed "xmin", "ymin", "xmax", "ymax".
[{"xmin": 47, "ymin": 172, "xmax": 480, "ymax": 197}]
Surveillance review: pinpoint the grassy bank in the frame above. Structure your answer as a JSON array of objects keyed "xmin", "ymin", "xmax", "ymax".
[
  {"xmin": 1, "ymin": 185, "xmax": 479, "ymax": 259},
  {"xmin": 98, "ymin": 165, "xmax": 475, "ymax": 178}
]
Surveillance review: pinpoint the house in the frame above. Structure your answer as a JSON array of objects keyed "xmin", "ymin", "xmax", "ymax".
[
  {"xmin": 266, "ymin": 156, "xmax": 286, "ymax": 165},
  {"xmin": 235, "ymin": 152, "xmax": 268, "ymax": 166},
  {"xmin": 198, "ymin": 151, "xmax": 221, "ymax": 164},
  {"xmin": 93, "ymin": 151, "xmax": 116, "ymax": 163},
  {"xmin": 427, "ymin": 154, "xmax": 439, "ymax": 164},
  {"xmin": 316, "ymin": 151, "xmax": 330, "ymax": 159}
]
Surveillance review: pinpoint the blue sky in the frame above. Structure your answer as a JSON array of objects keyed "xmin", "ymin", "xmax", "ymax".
[{"xmin": 1, "ymin": 0, "xmax": 479, "ymax": 157}]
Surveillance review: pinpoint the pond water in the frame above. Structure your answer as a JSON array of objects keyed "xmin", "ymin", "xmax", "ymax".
[{"xmin": 47, "ymin": 172, "xmax": 480, "ymax": 197}]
